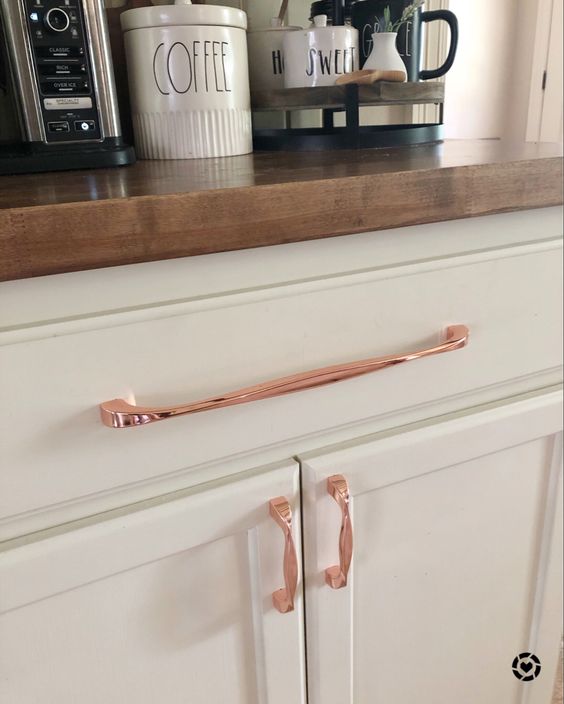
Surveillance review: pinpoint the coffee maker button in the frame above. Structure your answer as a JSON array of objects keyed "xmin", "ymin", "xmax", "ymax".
[
  {"xmin": 41, "ymin": 79, "xmax": 89, "ymax": 95},
  {"xmin": 39, "ymin": 63, "xmax": 87, "ymax": 78},
  {"xmin": 44, "ymin": 97, "xmax": 93, "ymax": 110},
  {"xmin": 47, "ymin": 121, "xmax": 70, "ymax": 133},
  {"xmin": 45, "ymin": 8, "xmax": 70, "ymax": 33},
  {"xmin": 36, "ymin": 46, "xmax": 83, "ymax": 59},
  {"xmin": 74, "ymin": 120, "xmax": 96, "ymax": 133},
  {"xmin": 74, "ymin": 120, "xmax": 96, "ymax": 132}
]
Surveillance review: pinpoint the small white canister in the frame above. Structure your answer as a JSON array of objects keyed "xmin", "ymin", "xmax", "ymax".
[
  {"xmin": 247, "ymin": 18, "xmax": 301, "ymax": 91},
  {"xmin": 283, "ymin": 15, "xmax": 358, "ymax": 88},
  {"xmin": 121, "ymin": 0, "xmax": 252, "ymax": 159}
]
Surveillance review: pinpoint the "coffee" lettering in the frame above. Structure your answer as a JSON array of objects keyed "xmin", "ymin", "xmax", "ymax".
[{"xmin": 152, "ymin": 40, "xmax": 231, "ymax": 95}]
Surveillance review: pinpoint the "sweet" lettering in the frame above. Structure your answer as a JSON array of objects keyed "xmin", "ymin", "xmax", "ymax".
[{"xmin": 305, "ymin": 47, "xmax": 356, "ymax": 76}]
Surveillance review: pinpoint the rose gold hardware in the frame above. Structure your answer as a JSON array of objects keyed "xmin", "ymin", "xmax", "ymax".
[
  {"xmin": 325, "ymin": 475, "xmax": 353, "ymax": 590},
  {"xmin": 100, "ymin": 325, "xmax": 469, "ymax": 428},
  {"xmin": 269, "ymin": 497, "xmax": 298, "ymax": 614}
]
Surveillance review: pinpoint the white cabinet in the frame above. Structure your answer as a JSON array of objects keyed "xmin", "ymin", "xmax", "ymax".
[
  {"xmin": 301, "ymin": 392, "xmax": 563, "ymax": 704},
  {"xmin": 0, "ymin": 208, "xmax": 562, "ymax": 703},
  {"xmin": 3, "ymin": 399, "xmax": 559, "ymax": 704},
  {"xmin": 0, "ymin": 462, "xmax": 306, "ymax": 704}
]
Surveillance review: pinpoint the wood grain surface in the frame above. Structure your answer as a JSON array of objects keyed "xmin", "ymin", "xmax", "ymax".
[
  {"xmin": 251, "ymin": 81, "xmax": 444, "ymax": 110},
  {"xmin": 0, "ymin": 140, "xmax": 562, "ymax": 282}
]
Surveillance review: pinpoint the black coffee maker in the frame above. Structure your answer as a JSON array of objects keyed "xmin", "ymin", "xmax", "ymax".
[{"xmin": 0, "ymin": 0, "xmax": 134, "ymax": 175}]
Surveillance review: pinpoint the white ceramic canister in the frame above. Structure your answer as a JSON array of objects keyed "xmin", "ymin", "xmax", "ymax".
[
  {"xmin": 121, "ymin": 0, "xmax": 252, "ymax": 159},
  {"xmin": 247, "ymin": 18, "xmax": 301, "ymax": 91},
  {"xmin": 283, "ymin": 15, "xmax": 358, "ymax": 88}
]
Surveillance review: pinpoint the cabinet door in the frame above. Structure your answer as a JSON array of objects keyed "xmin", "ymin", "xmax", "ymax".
[
  {"xmin": 301, "ymin": 391, "xmax": 563, "ymax": 704},
  {"xmin": 0, "ymin": 461, "xmax": 306, "ymax": 704}
]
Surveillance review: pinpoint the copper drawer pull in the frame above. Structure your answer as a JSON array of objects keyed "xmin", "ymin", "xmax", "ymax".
[
  {"xmin": 269, "ymin": 497, "xmax": 299, "ymax": 614},
  {"xmin": 100, "ymin": 325, "xmax": 469, "ymax": 428},
  {"xmin": 325, "ymin": 475, "xmax": 353, "ymax": 590}
]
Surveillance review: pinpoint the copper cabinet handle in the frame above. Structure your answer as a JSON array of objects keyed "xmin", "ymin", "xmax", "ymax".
[
  {"xmin": 100, "ymin": 325, "xmax": 469, "ymax": 428},
  {"xmin": 325, "ymin": 475, "xmax": 353, "ymax": 590},
  {"xmin": 269, "ymin": 497, "xmax": 299, "ymax": 614}
]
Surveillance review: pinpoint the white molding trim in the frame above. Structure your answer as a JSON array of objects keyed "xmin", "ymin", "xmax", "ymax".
[
  {"xmin": 539, "ymin": 0, "xmax": 563, "ymax": 142},
  {"xmin": 526, "ymin": 0, "xmax": 563, "ymax": 143},
  {"xmin": 527, "ymin": 0, "xmax": 554, "ymax": 141}
]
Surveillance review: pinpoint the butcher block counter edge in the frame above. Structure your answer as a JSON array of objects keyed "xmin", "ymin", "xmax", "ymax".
[{"xmin": 0, "ymin": 140, "xmax": 562, "ymax": 282}]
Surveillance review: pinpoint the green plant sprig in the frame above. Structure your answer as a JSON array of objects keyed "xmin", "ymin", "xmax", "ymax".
[{"xmin": 382, "ymin": 1, "xmax": 425, "ymax": 33}]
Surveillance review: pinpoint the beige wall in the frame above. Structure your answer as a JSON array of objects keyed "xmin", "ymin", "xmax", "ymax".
[
  {"xmin": 444, "ymin": 0, "xmax": 518, "ymax": 139},
  {"xmin": 444, "ymin": 0, "xmax": 552, "ymax": 141}
]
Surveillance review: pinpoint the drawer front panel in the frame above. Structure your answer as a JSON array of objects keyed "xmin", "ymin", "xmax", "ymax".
[{"xmin": 0, "ymin": 242, "xmax": 562, "ymax": 523}]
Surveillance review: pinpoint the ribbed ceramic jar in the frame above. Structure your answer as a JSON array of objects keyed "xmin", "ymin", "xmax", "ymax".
[{"xmin": 121, "ymin": 1, "xmax": 252, "ymax": 159}]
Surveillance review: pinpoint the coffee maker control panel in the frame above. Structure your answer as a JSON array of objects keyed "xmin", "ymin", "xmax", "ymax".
[{"xmin": 25, "ymin": 0, "xmax": 101, "ymax": 143}]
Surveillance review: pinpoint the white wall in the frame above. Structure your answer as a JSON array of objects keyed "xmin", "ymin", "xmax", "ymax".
[
  {"xmin": 504, "ymin": 0, "xmax": 542, "ymax": 142},
  {"xmin": 242, "ymin": 0, "xmax": 283, "ymax": 28},
  {"xmin": 444, "ymin": 0, "xmax": 560, "ymax": 142},
  {"xmin": 444, "ymin": 0, "xmax": 518, "ymax": 139}
]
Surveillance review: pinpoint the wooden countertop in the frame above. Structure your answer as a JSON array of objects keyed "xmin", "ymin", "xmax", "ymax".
[{"xmin": 0, "ymin": 139, "xmax": 562, "ymax": 282}]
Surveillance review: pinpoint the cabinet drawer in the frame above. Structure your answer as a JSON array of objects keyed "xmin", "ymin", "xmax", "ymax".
[{"xmin": 0, "ymin": 241, "xmax": 562, "ymax": 526}]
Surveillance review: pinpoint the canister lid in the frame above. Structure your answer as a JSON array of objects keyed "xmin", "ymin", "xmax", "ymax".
[
  {"xmin": 121, "ymin": 2, "xmax": 247, "ymax": 32},
  {"xmin": 309, "ymin": 0, "xmax": 353, "ymax": 22}
]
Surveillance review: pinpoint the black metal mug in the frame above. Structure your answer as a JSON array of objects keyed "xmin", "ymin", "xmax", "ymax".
[{"xmin": 351, "ymin": 0, "xmax": 459, "ymax": 79}]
